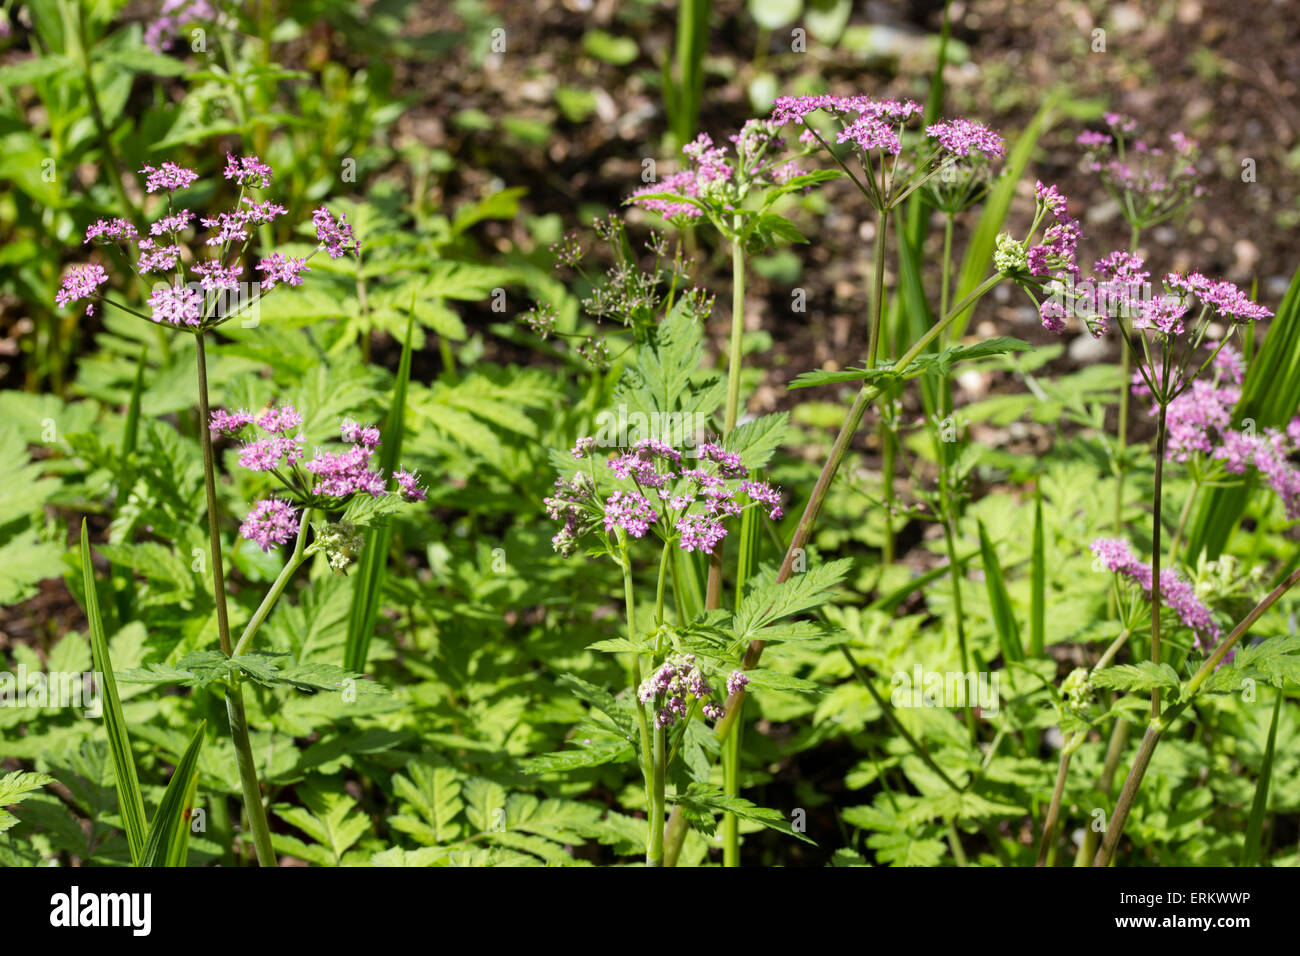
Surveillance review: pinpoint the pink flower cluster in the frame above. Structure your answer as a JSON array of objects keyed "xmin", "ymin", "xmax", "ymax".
[
  {"xmin": 139, "ymin": 161, "xmax": 200, "ymax": 194},
  {"xmin": 144, "ymin": 0, "xmax": 215, "ymax": 54},
  {"xmin": 924, "ymin": 118, "xmax": 1007, "ymax": 158},
  {"xmin": 1091, "ymin": 538, "xmax": 1223, "ymax": 655},
  {"xmin": 769, "ymin": 94, "xmax": 1003, "ymax": 160},
  {"xmin": 545, "ymin": 437, "xmax": 783, "ymax": 557},
  {"xmin": 210, "ymin": 403, "xmax": 427, "ymax": 550},
  {"xmin": 312, "ymin": 207, "xmax": 359, "ymax": 259},
  {"xmin": 627, "ymin": 124, "xmax": 801, "ymax": 221},
  {"xmin": 1076, "ymin": 114, "xmax": 1203, "ymax": 208},
  {"xmin": 638, "ymin": 653, "xmax": 726, "ymax": 726},
  {"xmin": 240, "ymin": 498, "xmax": 299, "ymax": 553},
  {"xmin": 1042, "ymin": 252, "xmax": 1271, "ymax": 340},
  {"xmin": 54, "ymin": 264, "xmax": 109, "ymax": 316},
  {"xmin": 224, "ymin": 153, "xmax": 273, "ymax": 188},
  {"xmin": 57, "ymin": 154, "xmax": 334, "ymax": 329},
  {"xmin": 1166, "ymin": 271, "xmax": 1274, "ymax": 324}
]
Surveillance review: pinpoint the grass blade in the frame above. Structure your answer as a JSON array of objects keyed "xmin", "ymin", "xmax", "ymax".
[
  {"xmin": 1030, "ymin": 488, "xmax": 1045, "ymax": 657},
  {"xmin": 1240, "ymin": 689, "xmax": 1281, "ymax": 866},
  {"xmin": 977, "ymin": 519, "xmax": 1023, "ymax": 663},
  {"xmin": 81, "ymin": 519, "xmax": 148, "ymax": 863},
  {"xmin": 344, "ymin": 310, "xmax": 415, "ymax": 672},
  {"xmin": 139, "ymin": 721, "xmax": 206, "ymax": 868}
]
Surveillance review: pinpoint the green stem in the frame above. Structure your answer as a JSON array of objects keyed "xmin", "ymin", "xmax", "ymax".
[
  {"xmin": 1150, "ymin": 402, "xmax": 1167, "ymax": 721},
  {"xmin": 711, "ymin": 271, "xmax": 1004, "ymax": 740},
  {"xmin": 712, "ymin": 220, "xmax": 749, "ymax": 864},
  {"xmin": 655, "ymin": 539, "xmax": 671, "ymax": 626},
  {"xmin": 940, "ymin": 213, "xmax": 954, "ymax": 324},
  {"xmin": 723, "ymin": 225, "xmax": 747, "ymax": 433},
  {"xmin": 194, "ymin": 335, "xmax": 277, "ymax": 867},
  {"xmin": 649, "ymin": 723, "xmax": 666, "ymax": 867},
  {"xmin": 664, "ymin": 271, "xmax": 1005, "ymax": 864},
  {"xmin": 232, "ymin": 510, "xmax": 313, "ymax": 657},
  {"xmin": 1168, "ymin": 480, "xmax": 1197, "ymax": 569},
  {"xmin": 1036, "ymin": 736, "xmax": 1078, "ymax": 866},
  {"xmin": 618, "ymin": 533, "xmax": 654, "ymax": 839}
]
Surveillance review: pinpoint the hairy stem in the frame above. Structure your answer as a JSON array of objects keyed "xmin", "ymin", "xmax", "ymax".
[{"xmin": 1037, "ymin": 738, "xmax": 1077, "ymax": 866}]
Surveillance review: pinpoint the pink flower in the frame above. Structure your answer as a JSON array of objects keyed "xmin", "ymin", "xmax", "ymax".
[
  {"xmin": 677, "ymin": 512, "xmax": 725, "ymax": 553},
  {"xmin": 256, "ymin": 252, "xmax": 309, "ymax": 291},
  {"xmin": 1165, "ymin": 272, "xmax": 1272, "ymax": 323},
  {"xmin": 256, "ymin": 403, "xmax": 303, "ymax": 435},
  {"xmin": 139, "ymin": 162, "xmax": 199, "ymax": 194},
  {"xmin": 1035, "ymin": 181, "xmax": 1070, "ymax": 221},
  {"xmin": 209, "ymin": 409, "xmax": 256, "ymax": 435},
  {"xmin": 194, "ymin": 259, "xmax": 242, "ymax": 291},
  {"xmin": 201, "ymin": 211, "xmax": 250, "ymax": 247},
  {"xmin": 925, "ymin": 118, "xmax": 1005, "ymax": 158},
  {"xmin": 313, "ymin": 207, "xmax": 358, "ymax": 259},
  {"xmin": 837, "ymin": 114, "xmax": 902, "ymax": 155},
  {"xmin": 306, "ymin": 444, "xmax": 386, "ymax": 498},
  {"xmin": 148, "ymin": 284, "xmax": 203, "ymax": 327},
  {"xmin": 224, "ymin": 153, "xmax": 274, "ymax": 188},
  {"xmin": 603, "ymin": 490, "xmax": 658, "ymax": 538},
  {"xmin": 239, "ymin": 199, "xmax": 287, "ymax": 226},
  {"xmin": 1091, "ymin": 537, "xmax": 1220, "ymax": 650},
  {"xmin": 740, "ymin": 480, "xmax": 784, "ymax": 520},
  {"xmin": 137, "ymin": 239, "xmax": 183, "ymax": 274},
  {"xmin": 340, "ymin": 418, "xmax": 381, "ymax": 447},
  {"xmin": 55, "ymin": 263, "xmax": 109, "ymax": 314},
  {"xmin": 240, "ymin": 498, "xmax": 299, "ymax": 552},
  {"xmin": 84, "ymin": 218, "xmax": 138, "ymax": 245},
  {"xmin": 150, "ymin": 210, "xmax": 195, "ymax": 236},
  {"xmin": 394, "ymin": 468, "xmax": 426, "ymax": 502},
  {"xmin": 238, "ymin": 436, "xmax": 304, "ymax": 472}
]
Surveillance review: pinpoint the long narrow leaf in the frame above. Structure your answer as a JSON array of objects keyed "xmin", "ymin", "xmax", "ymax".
[
  {"xmin": 1030, "ymin": 489, "xmax": 1045, "ymax": 657},
  {"xmin": 344, "ymin": 310, "xmax": 415, "ymax": 672},
  {"xmin": 81, "ymin": 520, "xmax": 148, "ymax": 862},
  {"xmin": 1240, "ymin": 690, "xmax": 1281, "ymax": 866},
  {"xmin": 977, "ymin": 520, "xmax": 1023, "ymax": 663},
  {"xmin": 139, "ymin": 721, "xmax": 205, "ymax": 867}
]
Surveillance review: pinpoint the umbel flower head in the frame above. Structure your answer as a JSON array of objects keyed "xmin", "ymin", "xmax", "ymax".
[
  {"xmin": 627, "ymin": 121, "xmax": 808, "ymax": 224},
  {"xmin": 992, "ymin": 181, "xmax": 1087, "ymax": 330},
  {"xmin": 637, "ymin": 653, "xmax": 733, "ymax": 726},
  {"xmin": 546, "ymin": 437, "xmax": 782, "ymax": 558},
  {"xmin": 1036, "ymin": 247, "xmax": 1272, "ymax": 409},
  {"xmin": 1076, "ymin": 113, "xmax": 1204, "ymax": 229},
  {"xmin": 210, "ymin": 403, "xmax": 426, "ymax": 552},
  {"xmin": 56, "ymin": 153, "xmax": 357, "ymax": 331},
  {"xmin": 1134, "ymin": 347, "xmax": 1300, "ymax": 520},
  {"xmin": 769, "ymin": 94, "xmax": 1005, "ymax": 212},
  {"xmin": 1091, "ymin": 537, "xmax": 1225, "ymax": 658}
]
